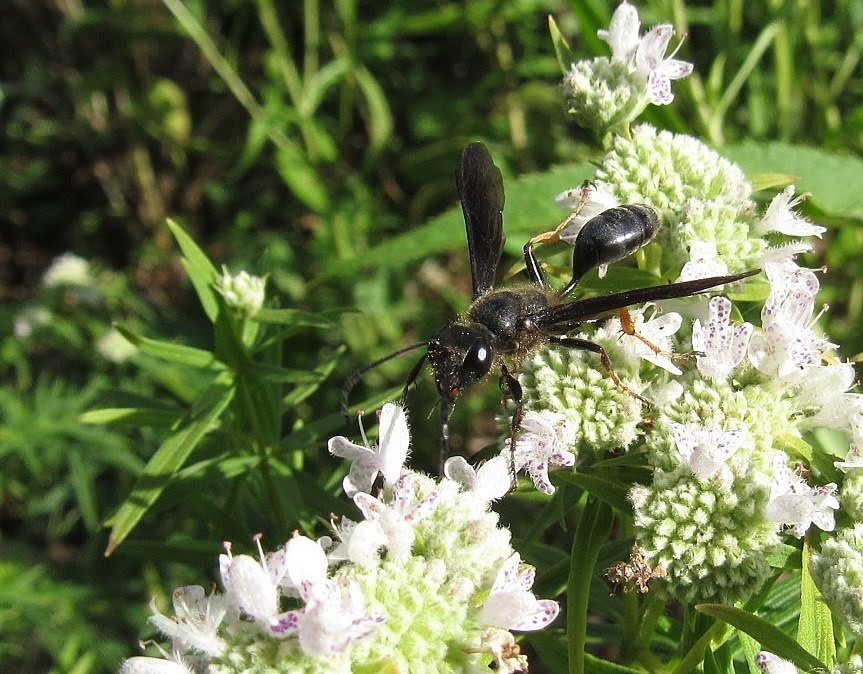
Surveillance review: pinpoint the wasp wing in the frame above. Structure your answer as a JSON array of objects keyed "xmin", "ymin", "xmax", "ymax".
[
  {"xmin": 456, "ymin": 142, "xmax": 505, "ymax": 299},
  {"xmin": 529, "ymin": 270, "xmax": 761, "ymax": 328}
]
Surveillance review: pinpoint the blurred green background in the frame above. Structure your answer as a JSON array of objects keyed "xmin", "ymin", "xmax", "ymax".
[{"xmin": 2, "ymin": 0, "xmax": 862, "ymax": 671}]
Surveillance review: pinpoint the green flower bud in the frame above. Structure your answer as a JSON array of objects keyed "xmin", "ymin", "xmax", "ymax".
[
  {"xmin": 811, "ymin": 524, "xmax": 863, "ymax": 638},
  {"xmin": 215, "ymin": 268, "xmax": 266, "ymax": 317},
  {"xmin": 563, "ymin": 57, "xmax": 646, "ymax": 132}
]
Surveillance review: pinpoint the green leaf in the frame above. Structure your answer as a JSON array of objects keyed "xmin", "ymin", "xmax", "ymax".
[
  {"xmin": 583, "ymin": 653, "xmax": 644, "ymax": 674},
  {"xmin": 77, "ymin": 407, "xmax": 184, "ymax": 429},
  {"xmin": 353, "ymin": 66, "xmax": 393, "ymax": 156},
  {"xmin": 722, "ymin": 142, "xmax": 863, "ymax": 219},
  {"xmin": 549, "ymin": 15, "xmax": 576, "ymax": 74},
  {"xmin": 115, "ymin": 326, "xmax": 222, "ymax": 370},
  {"xmin": 738, "ymin": 632, "xmax": 762, "ymax": 674},
  {"xmin": 798, "ymin": 541, "xmax": 835, "ymax": 668},
  {"xmin": 568, "ymin": 498, "xmax": 614, "ymax": 674},
  {"xmin": 166, "ymin": 218, "xmax": 220, "ymax": 322},
  {"xmin": 105, "ymin": 372, "xmax": 236, "ymax": 555},
  {"xmin": 321, "ymin": 162, "xmax": 594, "ymax": 279},
  {"xmin": 555, "ymin": 470, "xmax": 633, "ymax": 513},
  {"xmin": 253, "ymin": 308, "xmax": 334, "ymax": 328},
  {"xmin": 748, "ymin": 173, "xmax": 797, "ymax": 192},
  {"xmin": 274, "ymin": 141, "xmax": 330, "ymax": 213},
  {"xmin": 695, "ymin": 604, "xmax": 826, "ymax": 672}
]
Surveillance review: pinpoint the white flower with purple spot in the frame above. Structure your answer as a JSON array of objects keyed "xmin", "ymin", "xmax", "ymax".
[
  {"xmin": 602, "ymin": 305, "xmax": 685, "ymax": 375},
  {"xmin": 676, "ymin": 240, "xmax": 729, "ymax": 283},
  {"xmin": 120, "ymin": 655, "xmax": 195, "ymax": 674},
  {"xmin": 755, "ymin": 651, "xmax": 799, "ymax": 674},
  {"xmin": 297, "ymin": 577, "xmax": 386, "ymax": 657},
  {"xmin": 766, "ymin": 451, "xmax": 839, "ymax": 538},
  {"xmin": 691, "ymin": 296, "xmax": 754, "ymax": 381},
  {"xmin": 512, "ymin": 411, "xmax": 576, "ymax": 495},
  {"xmin": 353, "ymin": 473, "xmax": 439, "ymax": 560},
  {"xmin": 748, "ymin": 259, "xmax": 833, "ymax": 378},
  {"xmin": 267, "ymin": 534, "xmax": 329, "ymax": 597},
  {"xmin": 444, "ymin": 454, "xmax": 511, "ymax": 503},
  {"xmin": 634, "ymin": 24, "xmax": 694, "ymax": 105},
  {"xmin": 754, "ymin": 185, "xmax": 826, "ymax": 238},
  {"xmin": 147, "ymin": 585, "xmax": 229, "ymax": 657},
  {"xmin": 598, "ymin": 1, "xmax": 641, "ymax": 63},
  {"xmin": 328, "ymin": 403, "xmax": 410, "ymax": 497},
  {"xmin": 668, "ymin": 421, "xmax": 749, "ymax": 483},
  {"xmin": 479, "ymin": 553, "xmax": 559, "ymax": 632}
]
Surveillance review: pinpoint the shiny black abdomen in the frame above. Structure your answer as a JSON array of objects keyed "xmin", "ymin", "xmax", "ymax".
[
  {"xmin": 468, "ymin": 287, "xmax": 550, "ymax": 353},
  {"xmin": 572, "ymin": 204, "xmax": 659, "ymax": 282}
]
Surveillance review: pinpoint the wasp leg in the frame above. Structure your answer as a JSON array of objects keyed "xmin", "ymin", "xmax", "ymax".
[
  {"xmin": 439, "ymin": 396, "xmax": 452, "ymax": 476},
  {"xmin": 499, "ymin": 363, "xmax": 524, "ymax": 492},
  {"xmin": 549, "ymin": 335, "xmax": 653, "ymax": 407},
  {"xmin": 400, "ymin": 352, "xmax": 429, "ymax": 405},
  {"xmin": 618, "ymin": 308, "xmax": 698, "ymax": 361},
  {"xmin": 523, "ymin": 180, "xmax": 596, "ymax": 289}
]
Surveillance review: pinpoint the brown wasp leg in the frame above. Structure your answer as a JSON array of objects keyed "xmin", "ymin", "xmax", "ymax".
[
  {"xmin": 618, "ymin": 307, "xmax": 698, "ymax": 361},
  {"xmin": 523, "ymin": 180, "xmax": 596, "ymax": 289},
  {"xmin": 549, "ymin": 335, "xmax": 653, "ymax": 407},
  {"xmin": 499, "ymin": 363, "xmax": 524, "ymax": 492}
]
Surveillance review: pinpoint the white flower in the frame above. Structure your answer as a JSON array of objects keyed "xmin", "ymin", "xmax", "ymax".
[
  {"xmin": 676, "ymin": 241, "xmax": 729, "ymax": 283},
  {"xmin": 214, "ymin": 267, "xmax": 266, "ymax": 317},
  {"xmin": 119, "ymin": 656, "xmax": 195, "ymax": 674},
  {"xmin": 479, "ymin": 553, "xmax": 559, "ymax": 632},
  {"xmin": 596, "ymin": 2, "xmax": 693, "ymax": 106},
  {"xmin": 444, "ymin": 455, "xmax": 510, "ymax": 503},
  {"xmin": 512, "ymin": 411, "xmax": 576, "ymax": 495},
  {"xmin": 748, "ymin": 258, "xmax": 832, "ymax": 378},
  {"xmin": 634, "ymin": 25, "xmax": 694, "ymax": 105},
  {"xmin": 326, "ymin": 515, "xmax": 388, "ymax": 568},
  {"xmin": 668, "ymin": 421, "xmax": 749, "ymax": 482},
  {"xmin": 329, "ymin": 403, "xmax": 410, "ymax": 497},
  {"xmin": 218, "ymin": 539, "xmax": 306, "ymax": 638},
  {"xmin": 353, "ymin": 473, "xmax": 439, "ymax": 560},
  {"xmin": 556, "ymin": 184, "xmax": 621, "ymax": 244},
  {"xmin": 601, "ymin": 305, "xmax": 685, "ymax": 375},
  {"xmin": 268, "ymin": 534, "xmax": 329, "ymax": 596},
  {"xmin": 147, "ymin": 585, "xmax": 229, "ymax": 656},
  {"xmin": 598, "ymin": 1, "xmax": 641, "ymax": 63},
  {"xmin": 758, "ymin": 242, "xmax": 813, "ymax": 266},
  {"xmin": 297, "ymin": 577, "xmax": 386, "ymax": 656},
  {"xmin": 478, "ymin": 628, "xmax": 530, "ymax": 674},
  {"xmin": 755, "ymin": 651, "xmax": 799, "ymax": 674},
  {"xmin": 754, "ymin": 186, "xmax": 826, "ymax": 238},
  {"xmin": 835, "ymin": 440, "xmax": 863, "ymax": 472},
  {"xmin": 42, "ymin": 252, "xmax": 92, "ymax": 288},
  {"xmin": 766, "ymin": 452, "xmax": 839, "ymax": 538},
  {"xmin": 691, "ymin": 297, "xmax": 754, "ymax": 381},
  {"xmin": 97, "ymin": 328, "xmax": 137, "ymax": 363}
]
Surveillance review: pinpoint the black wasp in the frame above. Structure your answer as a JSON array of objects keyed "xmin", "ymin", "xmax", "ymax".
[{"xmin": 343, "ymin": 142, "xmax": 757, "ymax": 475}]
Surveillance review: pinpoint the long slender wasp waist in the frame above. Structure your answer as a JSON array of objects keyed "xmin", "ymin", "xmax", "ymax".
[{"xmin": 342, "ymin": 142, "xmax": 759, "ymax": 477}]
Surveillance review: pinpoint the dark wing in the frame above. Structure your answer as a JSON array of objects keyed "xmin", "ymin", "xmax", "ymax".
[
  {"xmin": 529, "ymin": 269, "xmax": 761, "ymax": 329},
  {"xmin": 456, "ymin": 142, "xmax": 505, "ymax": 299}
]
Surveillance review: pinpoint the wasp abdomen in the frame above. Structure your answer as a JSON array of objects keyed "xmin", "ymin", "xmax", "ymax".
[{"xmin": 569, "ymin": 204, "xmax": 660, "ymax": 289}]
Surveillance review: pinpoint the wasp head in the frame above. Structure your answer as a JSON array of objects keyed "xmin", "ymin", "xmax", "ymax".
[{"xmin": 427, "ymin": 323, "xmax": 495, "ymax": 404}]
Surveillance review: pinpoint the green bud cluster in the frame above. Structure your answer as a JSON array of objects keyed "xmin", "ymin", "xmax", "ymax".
[{"xmin": 811, "ymin": 524, "xmax": 863, "ymax": 638}]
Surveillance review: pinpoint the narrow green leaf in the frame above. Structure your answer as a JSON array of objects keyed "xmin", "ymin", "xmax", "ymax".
[
  {"xmin": 353, "ymin": 66, "xmax": 393, "ymax": 155},
  {"xmin": 241, "ymin": 362, "xmax": 323, "ymax": 384},
  {"xmin": 77, "ymin": 407, "xmax": 184, "ymax": 429},
  {"xmin": 748, "ymin": 173, "xmax": 797, "ymax": 192},
  {"xmin": 282, "ymin": 346, "xmax": 345, "ymax": 408},
  {"xmin": 583, "ymin": 653, "xmax": 644, "ymax": 674},
  {"xmin": 696, "ymin": 604, "xmax": 826, "ymax": 672},
  {"xmin": 321, "ymin": 163, "xmax": 593, "ymax": 279},
  {"xmin": 549, "ymin": 15, "xmax": 576, "ymax": 74},
  {"xmin": 274, "ymin": 141, "xmax": 330, "ymax": 213},
  {"xmin": 116, "ymin": 326, "xmax": 222, "ymax": 370},
  {"xmin": 254, "ymin": 308, "xmax": 334, "ymax": 328},
  {"xmin": 673, "ymin": 619, "xmax": 726, "ymax": 674},
  {"xmin": 798, "ymin": 541, "xmax": 835, "ymax": 668},
  {"xmin": 68, "ymin": 450, "xmax": 99, "ymax": 531},
  {"xmin": 555, "ymin": 471, "xmax": 632, "ymax": 513},
  {"xmin": 105, "ymin": 372, "xmax": 236, "ymax": 555},
  {"xmin": 568, "ymin": 498, "xmax": 614, "ymax": 674},
  {"xmin": 738, "ymin": 632, "xmax": 762, "ymax": 674},
  {"xmin": 166, "ymin": 218, "xmax": 220, "ymax": 322}
]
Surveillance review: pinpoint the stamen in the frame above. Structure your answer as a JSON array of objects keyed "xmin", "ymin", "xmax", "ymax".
[
  {"xmin": 253, "ymin": 533, "xmax": 268, "ymax": 572},
  {"xmin": 357, "ymin": 411, "xmax": 369, "ymax": 446},
  {"xmin": 222, "ymin": 541, "xmax": 233, "ymax": 559}
]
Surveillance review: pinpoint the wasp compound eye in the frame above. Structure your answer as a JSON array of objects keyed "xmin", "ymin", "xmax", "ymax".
[{"xmin": 461, "ymin": 338, "xmax": 493, "ymax": 385}]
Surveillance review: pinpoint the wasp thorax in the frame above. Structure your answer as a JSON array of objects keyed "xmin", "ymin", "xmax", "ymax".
[{"xmin": 428, "ymin": 323, "xmax": 496, "ymax": 400}]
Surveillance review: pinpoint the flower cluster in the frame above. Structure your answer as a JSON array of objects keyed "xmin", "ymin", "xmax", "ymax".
[
  {"xmin": 121, "ymin": 404, "xmax": 559, "ymax": 674},
  {"xmin": 563, "ymin": 1, "xmax": 693, "ymax": 132},
  {"xmin": 516, "ymin": 0, "xmax": 855, "ymax": 608}
]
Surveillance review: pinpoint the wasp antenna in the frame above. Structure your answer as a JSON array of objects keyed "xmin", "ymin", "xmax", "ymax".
[{"xmin": 340, "ymin": 341, "xmax": 431, "ymax": 419}]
